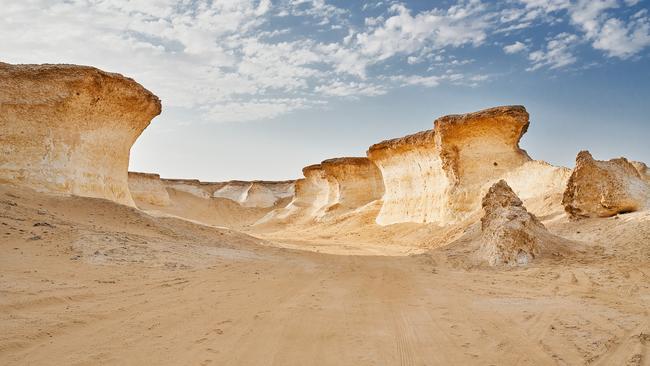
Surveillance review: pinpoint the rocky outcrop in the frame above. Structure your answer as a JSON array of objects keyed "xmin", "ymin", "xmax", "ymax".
[
  {"xmin": 367, "ymin": 105, "xmax": 531, "ymax": 225},
  {"xmin": 256, "ymin": 158, "xmax": 384, "ymax": 225},
  {"xmin": 0, "ymin": 63, "xmax": 161, "ymax": 206},
  {"xmin": 162, "ymin": 179, "xmax": 216, "ymax": 199},
  {"xmin": 479, "ymin": 180, "xmax": 551, "ymax": 266},
  {"xmin": 320, "ymin": 157, "xmax": 384, "ymax": 210},
  {"xmin": 562, "ymin": 151, "xmax": 650, "ymax": 218},
  {"xmin": 214, "ymin": 180, "xmax": 295, "ymax": 208},
  {"xmin": 128, "ymin": 172, "xmax": 171, "ymax": 206},
  {"xmin": 631, "ymin": 161, "xmax": 650, "ymax": 183}
]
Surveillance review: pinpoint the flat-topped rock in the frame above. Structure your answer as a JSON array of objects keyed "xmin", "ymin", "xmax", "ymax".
[{"xmin": 0, "ymin": 62, "xmax": 161, "ymax": 206}]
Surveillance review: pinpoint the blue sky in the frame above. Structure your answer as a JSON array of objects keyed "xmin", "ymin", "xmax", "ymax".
[{"xmin": 1, "ymin": 0, "xmax": 649, "ymax": 180}]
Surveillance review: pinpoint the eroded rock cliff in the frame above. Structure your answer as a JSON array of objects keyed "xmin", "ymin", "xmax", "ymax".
[
  {"xmin": 128, "ymin": 172, "xmax": 171, "ymax": 207},
  {"xmin": 562, "ymin": 151, "xmax": 650, "ymax": 218},
  {"xmin": 214, "ymin": 180, "xmax": 295, "ymax": 208},
  {"xmin": 368, "ymin": 106, "xmax": 531, "ymax": 225},
  {"xmin": 320, "ymin": 157, "xmax": 384, "ymax": 211},
  {"xmin": 0, "ymin": 63, "xmax": 161, "ymax": 206}
]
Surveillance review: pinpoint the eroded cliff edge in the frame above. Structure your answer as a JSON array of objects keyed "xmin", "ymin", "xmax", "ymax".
[
  {"xmin": 0, "ymin": 63, "xmax": 161, "ymax": 206},
  {"xmin": 367, "ymin": 106, "xmax": 536, "ymax": 225}
]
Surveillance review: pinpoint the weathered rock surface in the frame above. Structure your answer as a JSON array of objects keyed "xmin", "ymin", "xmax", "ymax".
[
  {"xmin": 162, "ymin": 179, "xmax": 216, "ymax": 199},
  {"xmin": 128, "ymin": 172, "xmax": 171, "ymax": 206},
  {"xmin": 320, "ymin": 157, "xmax": 384, "ymax": 210},
  {"xmin": 214, "ymin": 180, "xmax": 295, "ymax": 208},
  {"xmin": 562, "ymin": 151, "xmax": 650, "ymax": 218},
  {"xmin": 479, "ymin": 180, "xmax": 551, "ymax": 266},
  {"xmin": 631, "ymin": 161, "xmax": 650, "ymax": 183},
  {"xmin": 0, "ymin": 63, "xmax": 161, "ymax": 206},
  {"xmin": 367, "ymin": 105, "xmax": 531, "ymax": 225}
]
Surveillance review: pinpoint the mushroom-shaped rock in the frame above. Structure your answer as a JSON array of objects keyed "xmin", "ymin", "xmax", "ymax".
[
  {"xmin": 0, "ymin": 63, "xmax": 161, "ymax": 206},
  {"xmin": 367, "ymin": 105, "xmax": 531, "ymax": 225},
  {"xmin": 479, "ymin": 180, "xmax": 549, "ymax": 266},
  {"xmin": 128, "ymin": 172, "xmax": 171, "ymax": 207},
  {"xmin": 562, "ymin": 151, "xmax": 650, "ymax": 218}
]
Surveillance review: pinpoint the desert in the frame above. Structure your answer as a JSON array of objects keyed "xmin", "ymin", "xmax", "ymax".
[
  {"xmin": 1, "ymin": 2, "xmax": 650, "ymax": 365},
  {"xmin": 1, "ymin": 61, "xmax": 649, "ymax": 365}
]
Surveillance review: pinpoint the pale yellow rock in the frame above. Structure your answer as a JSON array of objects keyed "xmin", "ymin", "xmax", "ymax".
[
  {"xmin": 214, "ymin": 180, "xmax": 295, "ymax": 208},
  {"xmin": 562, "ymin": 151, "xmax": 650, "ymax": 218},
  {"xmin": 128, "ymin": 172, "xmax": 171, "ymax": 207},
  {"xmin": 0, "ymin": 63, "xmax": 161, "ymax": 206},
  {"xmin": 479, "ymin": 180, "xmax": 551, "ymax": 266},
  {"xmin": 367, "ymin": 105, "xmax": 530, "ymax": 225},
  {"xmin": 320, "ymin": 157, "xmax": 384, "ymax": 211}
]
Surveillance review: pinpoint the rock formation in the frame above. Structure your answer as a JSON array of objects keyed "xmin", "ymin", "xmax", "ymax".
[
  {"xmin": 562, "ymin": 151, "xmax": 650, "ymax": 218},
  {"xmin": 214, "ymin": 180, "xmax": 295, "ymax": 208},
  {"xmin": 631, "ymin": 161, "xmax": 650, "ymax": 183},
  {"xmin": 320, "ymin": 157, "xmax": 384, "ymax": 210},
  {"xmin": 479, "ymin": 180, "xmax": 551, "ymax": 266},
  {"xmin": 128, "ymin": 172, "xmax": 171, "ymax": 206},
  {"xmin": 162, "ymin": 179, "xmax": 216, "ymax": 199},
  {"xmin": 367, "ymin": 105, "xmax": 531, "ymax": 225},
  {"xmin": 0, "ymin": 63, "xmax": 161, "ymax": 206}
]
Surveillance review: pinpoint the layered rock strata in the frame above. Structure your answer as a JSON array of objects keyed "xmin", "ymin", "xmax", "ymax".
[
  {"xmin": 562, "ymin": 151, "xmax": 650, "ymax": 218},
  {"xmin": 479, "ymin": 180, "xmax": 551, "ymax": 266},
  {"xmin": 367, "ymin": 105, "xmax": 531, "ymax": 225},
  {"xmin": 0, "ymin": 63, "xmax": 161, "ymax": 206},
  {"xmin": 128, "ymin": 172, "xmax": 171, "ymax": 206}
]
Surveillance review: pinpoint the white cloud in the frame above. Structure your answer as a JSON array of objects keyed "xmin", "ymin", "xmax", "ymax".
[
  {"xmin": 527, "ymin": 33, "xmax": 580, "ymax": 70},
  {"xmin": 503, "ymin": 41, "xmax": 528, "ymax": 54},
  {"xmin": 314, "ymin": 81, "xmax": 386, "ymax": 97},
  {"xmin": 592, "ymin": 16, "xmax": 650, "ymax": 58},
  {"xmin": 354, "ymin": 2, "xmax": 489, "ymax": 62}
]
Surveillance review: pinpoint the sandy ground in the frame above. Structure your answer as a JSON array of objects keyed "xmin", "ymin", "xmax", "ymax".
[{"xmin": 1, "ymin": 185, "xmax": 650, "ymax": 365}]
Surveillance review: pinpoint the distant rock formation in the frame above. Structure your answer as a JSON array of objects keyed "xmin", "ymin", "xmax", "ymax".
[
  {"xmin": 256, "ymin": 158, "xmax": 384, "ymax": 225},
  {"xmin": 0, "ymin": 63, "xmax": 161, "ymax": 206},
  {"xmin": 320, "ymin": 157, "xmax": 384, "ymax": 211},
  {"xmin": 562, "ymin": 151, "xmax": 650, "ymax": 218},
  {"xmin": 367, "ymin": 105, "xmax": 531, "ymax": 225},
  {"xmin": 479, "ymin": 180, "xmax": 551, "ymax": 266},
  {"xmin": 162, "ymin": 179, "xmax": 216, "ymax": 199},
  {"xmin": 214, "ymin": 180, "xmax": 295, "ymax": 208},
  {"xmin": 128, "ymin": 172, "xmax": 171, "ymax": 206}
]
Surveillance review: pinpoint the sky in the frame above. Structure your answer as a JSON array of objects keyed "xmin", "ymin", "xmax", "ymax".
[{"xmin": 1, "ymin": 0, "xmax": 649, "ymax": 181}]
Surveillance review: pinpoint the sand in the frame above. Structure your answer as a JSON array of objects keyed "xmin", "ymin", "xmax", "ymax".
[{"xmin": 2, "ymin": 184, "xmax": 649, "ymax": 365}]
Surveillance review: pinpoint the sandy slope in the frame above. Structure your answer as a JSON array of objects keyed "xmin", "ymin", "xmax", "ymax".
[{"xmin": 1, "ymin": 185, "xmax": 650, "ymax": 365}]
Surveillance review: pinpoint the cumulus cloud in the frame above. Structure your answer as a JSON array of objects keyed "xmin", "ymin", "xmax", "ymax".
[
  {"xmin": 1, "ymin": 0, "xmax": 649, "ymax": 123},
  {"xmin": 527, "ymin": 33, "xmax": 580, "ymax": 70},
  {"xmin": 503, "ymin": 41, "xmax": 528, "ymax": 54}
]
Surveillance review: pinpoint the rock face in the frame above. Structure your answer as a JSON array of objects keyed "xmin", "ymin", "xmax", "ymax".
[
  {"xmin": 162, "ymin": 179, "xmax": 216, "ymax": 199},
  {"xmin": 320, "ymin": 157, "xmax": 384, "ymax": 210},
  {"xmin": 562, "ymin": 151, "xmax": 650, "ymax": 218},
  {"xmin": 367, "ymin": 105, "xmax": 531, "ymax": 225},
  {"xmin": 479, "ymin": 180, "xmax": 549, "ymax": 266},
  {"xmin": 631, "ymin": 161, "xmax": 650, "ymax": 183},
  {"xmin": 257, "ymin": 158, "xmax": 384, "ymax": 225},
  {"xmin": 0, "ymin": 63, "xmax": 161, "ymax": 206},
  {"xmin": 214, "ymin": 180, "xmax": 295, "ymax": 208},
  {"xmin": 128, "ymin": 172, "xmax": 171, "ymax": 206}
]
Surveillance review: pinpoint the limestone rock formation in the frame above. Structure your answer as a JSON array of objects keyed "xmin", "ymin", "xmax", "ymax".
[
  {"xmin": 320, "ymin": 157, "xmax": 384, "ymax": 210},
  {"xmin": 128, "ymin": 172, "xmax": 171, "ymax": 206},
  {"xmin": 479, "ymin": 180, "xmax": 549, "ymax": 266},
  {"xmin": 256, "ymin": 158, "xmax": 384, "ymax": 225},
  {"xmin": 631, "ymin": 161, "xmax": 650, "ymax": 183},
  {"xmin": 214, "ymin": 180, "xmax": 295, "ymax": 208},
  {"xmin": 562, "ymin": 151, "xmax": 650, "ymax": 218},
  {"xmin": 0, "ymin": 63, "xmax": 161, "ymax": 206},
  {"xmin": 367, "ymin": 105, "xmax": 531, "ymax": 225},
  {"xmin": 162, "ymin": 179, "xmax": 215, "ymax": 199}
]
